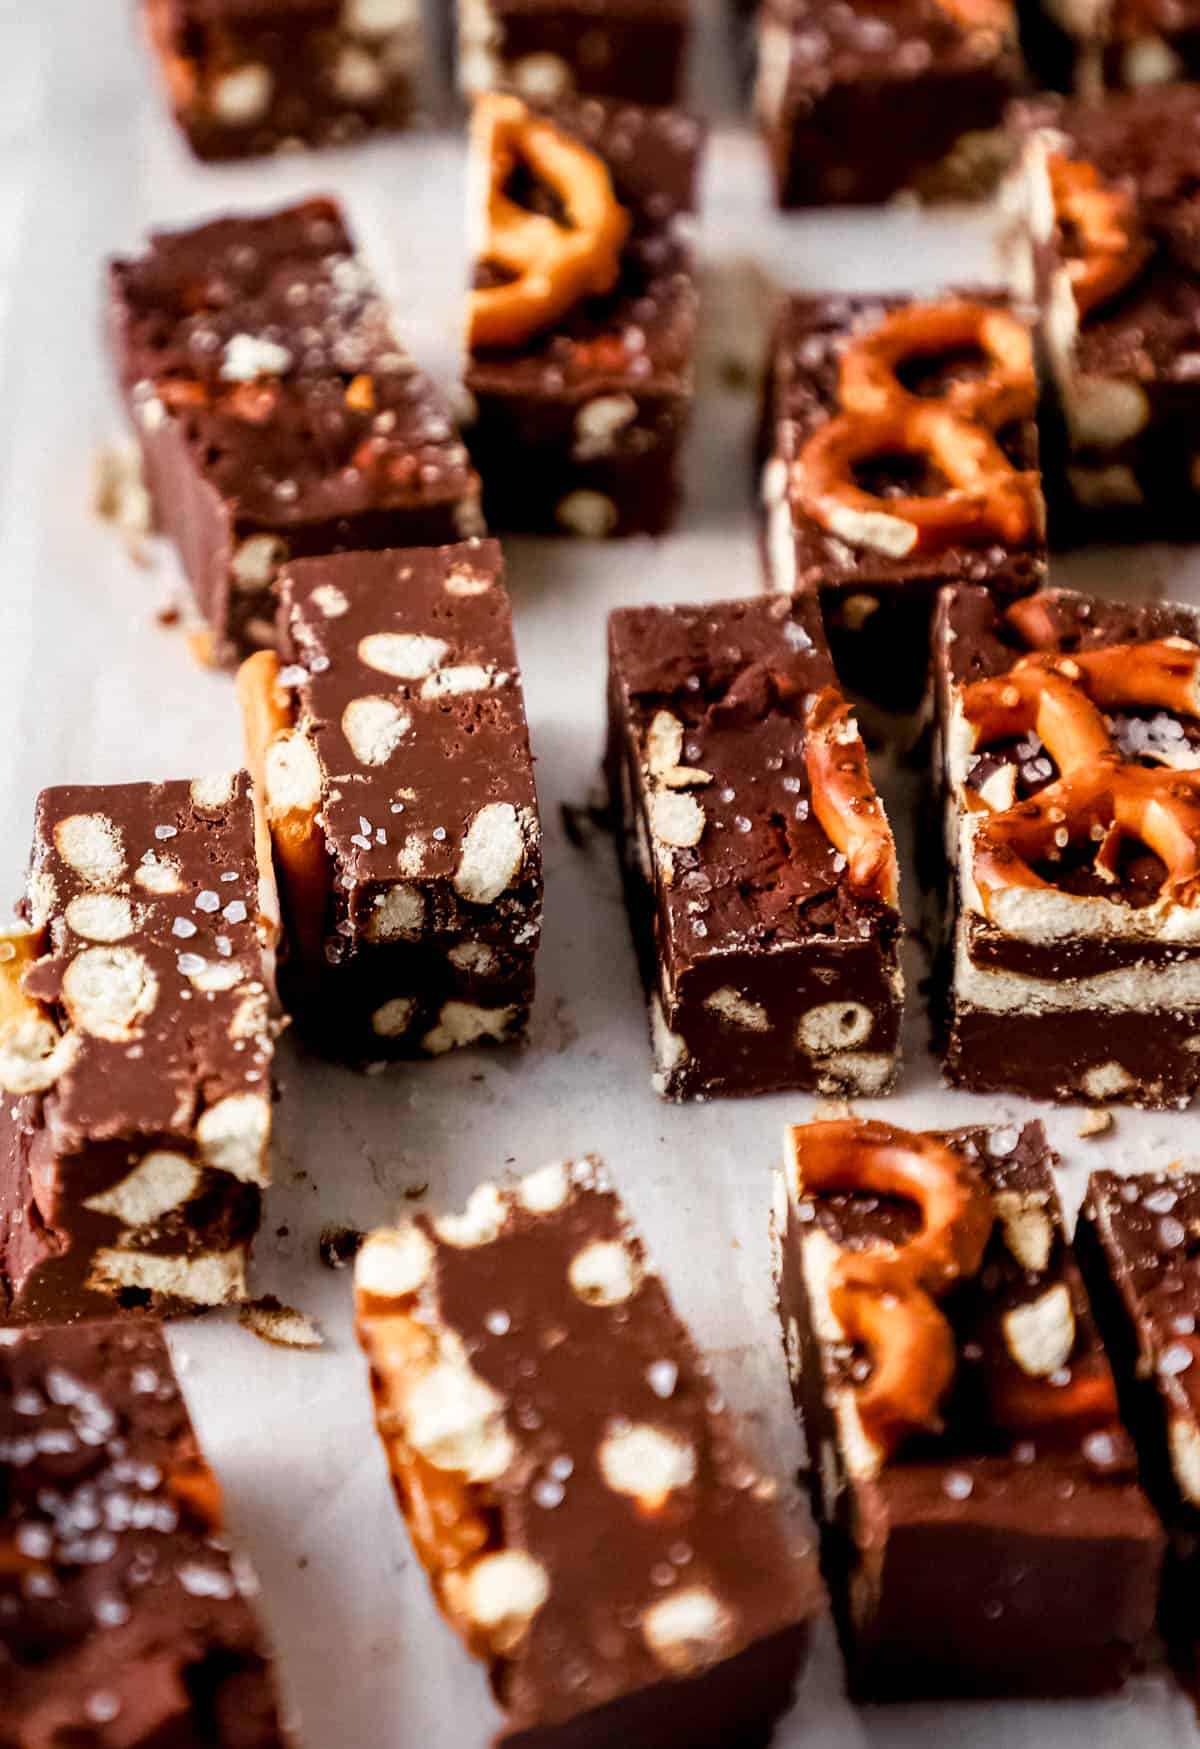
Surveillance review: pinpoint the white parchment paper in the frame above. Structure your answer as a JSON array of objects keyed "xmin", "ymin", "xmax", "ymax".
[{"xmin": 2, "ymin": 3, "xmax": 1200, "ymax": 1743}]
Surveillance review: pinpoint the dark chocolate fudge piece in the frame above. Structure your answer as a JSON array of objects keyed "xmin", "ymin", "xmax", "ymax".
[
  {"xmin": 932, "ymin": 583, "xmax": 1200, "ymax": 1107},
  {"xmin": 0, "ymin": 1319, "xmax": 288, "ymax": 1744},
  {"xmin": 755, "ymin": 0, "xmax": 1022, "ymax": 208},
  {"xmin": 759, "ymin": 291, "xmax": 1046, "ymax": 725},
  {"xmin": 0, "ymin": 776, "xmax": 275, "ymax": 1322},
  {"xmin": 462, "ymin": 94, "xmax": 702, "ymax": 538},
  {"xmin": 1078, "ymin": 1170, "xmax": 1200, "ymax": 1701},
  {"xmin": 458, "ymin": 0, "xmax": 690, "ymax": 105},
  {"xmin": 109, "ymin": 198, "xmax": 482, "ymax": 667},
  {"xmin": 1017, "ymin": 0, "xmax": 1200, "ymax": 92},
  {"xmin": 775, "ymin": 1116, "xmax": 1164, "ymax": 1699},
  {"xmin": 355, "ymin": 1155, "xmax": 823, "ymax": 1749},
  {"xmin": 1011, "ymin": 88, "xmax": 1200, "ymax": 540},
  {"xmin": 607, "ymin": 593, "xmax": 903, "ymax": 1101},
  {"xmin": 143, "ymin": 0, "xmax": 423, "ymax": 160},
  {"xmin": 238, "ymin": 539, "xmax": 542, "ymax": 1064}
]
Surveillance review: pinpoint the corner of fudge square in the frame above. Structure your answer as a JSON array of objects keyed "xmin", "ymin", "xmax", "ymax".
[
  {"xmin": 237, "ymin": 539, "xmax": 543, "ymax": 1066},
  {"xmin": 773, "ymin": 1113, "xmax": 1165, "ymax": 1700},
  {"xmin": 1007, "ymin": 86, "xmax": 1200, "ymax": 543},
  {"xmin": 461, "ymin": 91, "xmax": 704, "ymax": 538},
  {"xmin": 456, "ymin": 0, "xmax": 691, "ymax": 107},
  {"xmin": 930, "ymin": 581, "xmax": 1200, "ymax": 1106},
  {"xmin": 606, "ymin": 591, "xmax": 903, "ymax": 1101},
  {"xmin": 758, "ymin": 288, "xmax": 1047, "ymax": 731},
  {"xmin": 355, "ymin": 1156, "xmax": 824, "ymax": 1749}
]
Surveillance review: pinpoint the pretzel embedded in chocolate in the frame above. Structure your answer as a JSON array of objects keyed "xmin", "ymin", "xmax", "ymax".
[
  {"xmin": 804, "ymin": 687, "xmax": 899, "ymax": 907},
  {"xmin": 792, "ymin": 299, "xmax": 1042, "ymax": 556},
  {"xmin": 1047, "ymin": 152, "xmax": 1151, "ymax": 319},
  {"xmin": 468, "ymin": 94, "xmax": 632, "ymax": 351},
  {"xmin": 787, "ymin": 1119, "xmax": 992, "ymax": 1457}
]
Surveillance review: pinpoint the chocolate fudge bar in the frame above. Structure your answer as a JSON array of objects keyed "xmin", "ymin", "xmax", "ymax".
[
  {"xmin": 143, "ymin": 0, "xmax": 423, "ymax": 160},
  {"xmin": 1078, "ymin": 1170, "xmax": 1200, "ymax": 1699},
  {"xmin": 0, "ymin": 775, "xmax": 275, "ymax": 1322},
  {"xmin": 754, "ymin": 0, "xmax": 1022, "ymax": 208},
  {"xmin": 238, "ymin": 539, "xmax": 542, "ymax": 1064},
  {"xmin": 607, "ymin": 593, "xmax": 903, "ymax": 1101},
  {"xmin": 1010, "ymin": 88, "xmax": 1200, "ymax": 540},
  {"xmin": 109, "ymin": 198, "xmax": 482, "ymax": 667},
  {"xmin": 458, "ymin": 0, "xmax": 690, "ymax": 104},
  {"xmin": 759, "ymin": 291, "xmax": 1046, "ymax": 725},
  {"xmin": 355, "ymin": 1156, "xmax": 823, "ymax": 1748},
  {"xmin": 932, "ymin": 583, "xmax": 1200, "ymax": 1107},
  {"xmin": 1, "ymin": 1319, "xmax": 288, "ymax": 1744},
  {"xmin": 775, "ymin": 1116, "xmax": 1164, "ymax": 1698},
  {"xmin": 462, "ymin": 94, "xmax": 702, "ymax": 538}
]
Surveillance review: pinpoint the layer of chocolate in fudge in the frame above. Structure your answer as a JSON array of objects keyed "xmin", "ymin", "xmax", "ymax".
[
  {"xmin": 1017, "ymin": 0, "xmax": 1200, "ymax": 94},
  {"xmin": 775, "ymin": 1116, "xmax": 1164, "ymax": 1699},
  {"xmin": 0, "ymin": 776, "xmax": 275, "ymax": 1322},
  {"xmin": 0, "ymin": 1319, "xmax": 288, "ymax": 1745},
  {"xmin": 240, "ymin": 538, "xmax": 542, "ymax": 1064},
  {"xmin": 458, "ymin": 0, "xmax": 690, "ymax": 105},
  {"xmin": 356, "ymin": 1156, "xmax": 823, "ymax": 1749},
  {"xmin": 607, "ymin": 593, "xmax": 903, "ymax": 1101},
  {"xmin": 759, "ymin": 291, "xmax": 1046, "ymax": 724},
  {"xmin": 1077, "ymin": 1170, "xmax": 1200, "ymax": 1700},
  {"xmin": 755, "ymin": 0, "xmax": 1022, "ymax": 208},
  {"xmin": 462, "ymin": 94, "xmax": 702, "ymax": 538},
  {"xmin": 143, "ymin": 0, "xmax": 423, "ymax": 160},
  {"xmin": 932, "ymin": 583, "xmax": 1200, "ymax": 1107},
  {"xmin": 1011, "ymin": 89, "xmax": 1200, "ymax": 540},
  {"xmin": 109, "ymin": 198, "xmax": 482, "ymax": 666}
]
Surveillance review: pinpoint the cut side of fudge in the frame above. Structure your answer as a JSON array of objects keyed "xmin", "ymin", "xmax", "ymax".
[{"xmin": 932, "ymin": 583, "xmax": 1200, "ymax": 1106}]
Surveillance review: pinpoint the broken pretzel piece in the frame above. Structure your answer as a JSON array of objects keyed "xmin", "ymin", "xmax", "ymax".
[
  {"xmin": 0, "ymin": 923, "xmax": 75, "ymax": 1097},
  {"xmin": 1048, "ymin": 152, "xmax": 1152, "ymax": 319},
  {"xmin": 804, "ymin": 688, "xmax": 899, "ymax": 907}
]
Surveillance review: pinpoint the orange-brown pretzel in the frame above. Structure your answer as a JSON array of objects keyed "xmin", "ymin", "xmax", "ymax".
[
  {"xmin": 932, "ymin": 0, "xmax": 1012, "ymax": 31},
  {"xmin": 1047, "ymin": 152, "xmax": 1151, "ymax": 319},
  {"xmin": 787, "ymin": 1119, "xmax": 993, "ymax": 1458},
  {"xmin": 468, "ymin": 94, "xmax": 631, "ymax": 352},
  {"xmin": 791, "ymin": 299, "xmax": 1042, "ymax": 556},
  {"xmin": 962, "ymin": 635, "xmax": 1200, "ymax": 914},
  {"xmin": 804, "ymin": 687, "xmax": 899, "ymax": 908},
  {"xmin": 988, "ymin": 1351, "xmax": 1121, "ymax": 1441}
]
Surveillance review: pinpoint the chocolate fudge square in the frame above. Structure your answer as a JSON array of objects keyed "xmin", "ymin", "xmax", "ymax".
[
  {"xmin": 759, "ymin": 291, "xmax": 1045, "ymax": 725},
  {"xmin": 932, "ymin": 583, "xmax": 1200, "ymax": 1107},
  {"xmin": 775, "ymin": 1116, "xmax": 1164, "ymax": 1699},
  {"xmin": 755, "ymin": 0, "xmax": 1022, "ymax": 209},
  {"xmin": 1078, "ymin": 1170, "xmax": 1200, "ymax": 1703},
  {"xmin": 462, "ymin": 94, "xmax": 702, "ymax": 538},
  {"xmin": 0, "ymin": 1320, "xmax": 288, "ymax": 1745},
  {"xmin": 1010, "ymin": 88, "xmax": 1200, "ymax": 540},
  {"xmin": 356, "ymin": 1155, "xmax": 823, "ymax": 1749},
  {"xmin": 143, "ymin": 0, "xmax": 424, "ymax": 160},
  {"xmin": 239, "ymin": 539, "xmax": 542, "ymax": 1064},
  {"xmin": 458, "ymin": 0, "xmax": 690, "ymax": 105},
  {"xmin": 109, "ymin": 198, "xmax": 482, "ymax": 667},
  {"xmin": 607, "ymin": 593, "xmax": 903, "ymax": 1101},
  {"xmin": 0, "ymin": 775, "xmax": 276, "ymax": 1323}
]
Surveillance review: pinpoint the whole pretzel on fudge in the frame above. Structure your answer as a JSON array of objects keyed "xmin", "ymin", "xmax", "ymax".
[
  {"xmin": 468, "ymin": 94, "xmax": 631, "ymax": 351},
  {"xmin": 792, "ymin": 299, "xmax": 1043, "ymax": 557},
  {"xmin": 787, "ymin": 1120, "xmax": 993, "ymax": 1459},
  {"xmin": 962, "ymin": 600, "xmax": 1200, "ymax": 918}
]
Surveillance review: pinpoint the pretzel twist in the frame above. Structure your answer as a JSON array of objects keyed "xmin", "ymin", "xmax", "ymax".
[
  {"xmin": 962, "ymin": 630, "xmax": 1200, "ymax": 914},
  {"xmin": 792, "ymin": 299, "xmax": 1042, "ymax": 556},
  {"xmin": 1047, "ymin": 152, "xmax": 1151, "ymax": 319},
  {"xmin": 468, "ymin": 94, "xmax": 632, "ymax": 351},
  {"xmin": 804, "ymin": 687, "xmax": 899, "ymax": 907},
  {"xmin": 788, "ymin": 1119, "xmax": 992, "ymax": 1458}
]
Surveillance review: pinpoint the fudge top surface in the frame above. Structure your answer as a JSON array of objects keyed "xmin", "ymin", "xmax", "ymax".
[
  {"xmin": 466, "ymin": 97, "xmax": 702, "ymax": 389},
  {"xmin": 766, "ymin": 291, "xmax": 1044, "ymax": 588},
  {"xmin": 608, "ymin": 593, "xmax": 898, "ymax": 959},
  {"xmin": 279, "ymin": 539, "xmax": 540, "ymax": 897},
  {"xmin": 0, "ymin": 1320, "xmax": 283, "ymax": 1742},
  {"xmin": 785, "ymin": 1119, "xmax": 1161, "ymax": 1526},
  {"xmin": 760, "ymin": 0, "xmax": 1019, "ymax": 82},
  {"xmin": 19, "ymin": 775, "xmax": 274, "ymax": 1153},
  {"xmin": 110, "ymin": 198, "xmax": 477, "ymax": 528},
  {"xmin": 1086, "ymin": 1168, "xmax": 1200, "ymax": 1430},
  {"xmin": 162, "ymin": 0, "xmax": 343, "ymax": 23},
  {"xmin": 356, "ymin": 1158, "xmax": 821, "ymax": 1730},
  {"xmin": 485, "ymin": 0, "xmax": 689, "ymax": 16}
]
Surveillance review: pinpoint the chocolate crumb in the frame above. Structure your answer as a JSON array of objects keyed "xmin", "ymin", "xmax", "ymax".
[{"xmin": 319, "ymin": 1226, "xmax": 365, "ymax": 1269}]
